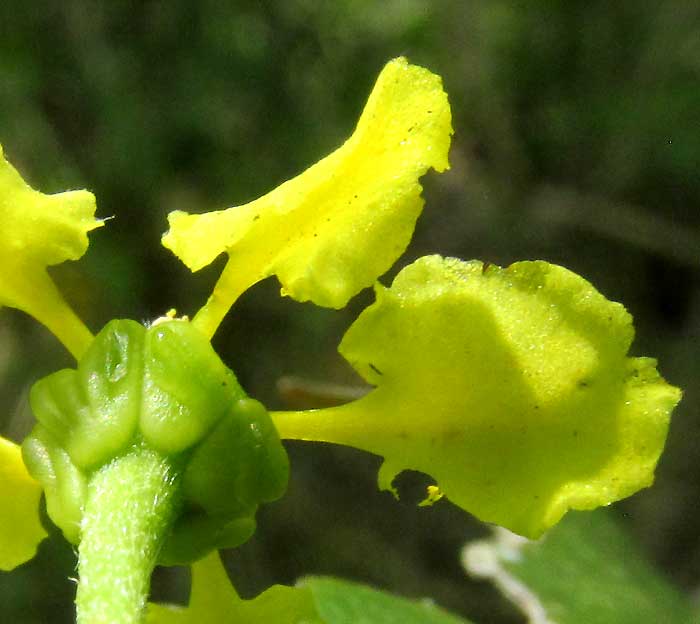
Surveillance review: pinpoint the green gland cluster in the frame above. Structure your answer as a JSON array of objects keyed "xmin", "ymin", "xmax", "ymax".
[{"xmin": 22, "ymin": 318, "xmax": 289, "ymax": 564}]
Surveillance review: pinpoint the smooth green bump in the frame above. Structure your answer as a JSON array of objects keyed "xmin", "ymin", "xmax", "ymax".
[
  {"xmin": 162, "ymin": 397, "xmax": 289, "ymax": 564},
  {"xmin": 22, "ymin": 425, "xmax": 87, "ymax": 544},
  {"xmin": 158, "ymin": 513, "xmax": 256, "ymax": 567},
  {"xmin": 30, "ymin": 320, "xmax": 146, "ymax": 471},
  {"xmin": 0, "ymin": 143, "xmax": 101, "ymax": 359},
  {"xmin": 140, "ymin": 320, "xmax": 242, "ymax": 454},
  {"xmin": 182, "ymin": 398, "xmax": 288, "ymax": 516},
  {"xmin": 275, "ymin": 256, "xmax": 680, "ymax": 538},
  {"xmin": 162, "ymin": 57, "xmax": 452, "ymax": 337},
  {"xmin": 0, "ymin": 436, "xmax": 47, "ymax": 570}
]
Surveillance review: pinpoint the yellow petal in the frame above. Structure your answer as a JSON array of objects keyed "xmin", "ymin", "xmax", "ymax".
[
  {"xmin": 0, "ymin": 436, "xmax": 47, "ymax": 570},
  {"xmin": 273, "ymin": 256, "xmax": 680, "ymax": 538},
  {"xmin": 163, "ymin": 57, "xmax": 452, "ymax": 337},
  {"xmin": 0, "ymin": 145, "xmax": 101, "ymax": 358}
]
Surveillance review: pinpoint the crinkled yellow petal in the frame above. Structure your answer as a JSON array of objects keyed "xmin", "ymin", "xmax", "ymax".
[
  {"xmin": 162, "ymin": 57, "xmax": 452, "ymax": 337},
  {"xmin": 0, "ymin": 436, "xmax": 47, "ymax": 570},
  {"xmin": 0, "ymin": 144, "xmax": 101, "ymax": 358},
  {"xmin": 273, "ymin": 256, "xmax": 680, "ymax": 538}
]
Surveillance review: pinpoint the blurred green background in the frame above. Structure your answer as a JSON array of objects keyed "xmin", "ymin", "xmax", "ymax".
[{"xmin": 1, "ymin": 2, "xmax": 698, "ymax": 622}]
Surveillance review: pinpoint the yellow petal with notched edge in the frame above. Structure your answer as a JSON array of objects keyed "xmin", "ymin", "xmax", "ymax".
[
  {"xmin": 273, "ymin": 256, "xmax": 680, "ymax": 539},
  {"xmin": 0, "ymin": 144, "xmax": 101, "ymax": 358},
  {"xmin": 163, "ymin": 57, "xmax": 452, "ymax": 317},
  {"xmin": 0, "ymin": 436, "xmax": 47, "ymax": 570}
]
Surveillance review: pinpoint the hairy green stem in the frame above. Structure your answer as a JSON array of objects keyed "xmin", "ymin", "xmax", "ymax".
[{"xmin": 76, "ymin": 446, "xmax": 181, "ymax": 624}]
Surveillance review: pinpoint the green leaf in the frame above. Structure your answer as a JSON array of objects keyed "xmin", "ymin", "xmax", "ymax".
[
  {"xmin": 162, "ymin": 57, "xmax": 452, "ymax": 338},
  {"xmin": 273, "ymin": 256, "xmax": 680, "ymax": 538},
  {"xmin": 463, "ymin": 509, "xmax": 695, "ymax": 624},
  {"xmin": 0, "ymin": 437, "xmax": 47, "ymax": 570},
  {"xmin": 305, "ymin": 577, "xmax": 473, "ymax": 624},
  {"xmin": 147, "ymin": 553, "xmax": 472, "ymax": 624}
]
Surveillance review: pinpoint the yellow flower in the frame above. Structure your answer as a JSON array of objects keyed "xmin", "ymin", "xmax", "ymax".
[
  {"xmin": 0, "ymin": 57, "xmax": 680, "ymax": 580},
  {"xmin": 0, "ymin": 145, "xmax": 101, "ymax": 569}
]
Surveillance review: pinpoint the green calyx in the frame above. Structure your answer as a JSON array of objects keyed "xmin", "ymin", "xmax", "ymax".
[{"xmin": 22, "ymin": 318, "xmax": 289, "ymax": 563}]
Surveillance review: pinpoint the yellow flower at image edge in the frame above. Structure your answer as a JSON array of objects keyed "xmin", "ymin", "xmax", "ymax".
[
  {"xmin": 0, "ymin": 145, "xmax": 101, "ymax": 569},
  {"xmin": 0, "ymin": 438, "xmax": 46, "ymax": 570},
  {"xmin": 0, "ymin": 144, "xmax": 102, "ymax": 358}
]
